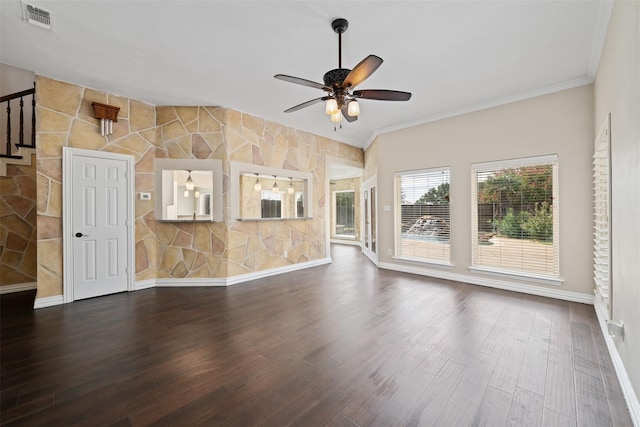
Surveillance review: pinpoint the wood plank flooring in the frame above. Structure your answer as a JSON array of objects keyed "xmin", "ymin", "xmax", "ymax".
[{"xmin": 0, "ymin": 245, "xmax": 632, "ymax": 426}]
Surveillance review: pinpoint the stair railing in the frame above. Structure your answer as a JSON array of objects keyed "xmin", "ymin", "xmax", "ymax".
[{"xmin": 1, "ymin": 83, "xmax": 36, "ymax": 159}]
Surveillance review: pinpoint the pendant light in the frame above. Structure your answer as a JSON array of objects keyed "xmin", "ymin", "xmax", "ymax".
[
  {"xmin": 254, "ymin": 173, "xmax": 262, "ymax": 191},
  {"xmin": 272, "ymin": 175, "xmax": 279, "ymax": 194},
  {"xmin": 185, "ymin": 170, "xmax": 194, "ymax": 191},
  {"xmin": 288, "ymin": 177, "xmax": 295, "ymax": 194}
]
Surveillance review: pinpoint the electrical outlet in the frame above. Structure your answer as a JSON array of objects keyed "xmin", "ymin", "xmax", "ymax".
[{"xmin": 284, "ymin": 250, "xmax": 288, "ymax": 258}]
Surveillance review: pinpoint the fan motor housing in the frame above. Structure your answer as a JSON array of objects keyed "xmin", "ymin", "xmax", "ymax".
[{"xmin": 323, "ymin": 68, "xmax": 351, "ymax": 88}]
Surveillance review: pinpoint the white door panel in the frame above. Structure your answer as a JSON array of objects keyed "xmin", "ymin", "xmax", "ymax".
[{"xmin": 64, "ymin": 148, "xmax": 133, "ymax": 302}]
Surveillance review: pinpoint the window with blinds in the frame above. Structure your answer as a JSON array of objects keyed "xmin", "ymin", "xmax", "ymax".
[
  {"xmin": 471, "ymin": 155, "xmax": 558, "ymax": 278},
  {"xmin": 593, "ymin": 115, "xmax": 611, "ymax": 318},
  {"xmin": 394, "ymin": 168, "xmax": 451, "ymax": 264},
  {"xmin": 334, "ymin": 191, "xmax": 355, "ymax": 236}
]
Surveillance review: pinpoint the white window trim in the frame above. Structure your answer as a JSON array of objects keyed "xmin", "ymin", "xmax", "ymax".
[
  {"xmin": 468, "ymin": 266, "xmax": 564, "ymax": 286},
  {"xmin": 394, "ymin": 166, "xmax": 452, "ymax": 264},
  {"xmin": 332, "ymin": 189, "xmax": 356, "ymax": 237},
  {"xmin": 393, "ymin": 256, "xmax": 454, "ymax": 269},
  {"xmin": 470, "ymin": 154, "xmax": 560, "ymax": 281}
]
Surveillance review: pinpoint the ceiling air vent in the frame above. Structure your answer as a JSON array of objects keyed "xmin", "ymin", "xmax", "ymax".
[{"xmin": 21, "ymin": 1, "xmax": 54, "ymax": 31}]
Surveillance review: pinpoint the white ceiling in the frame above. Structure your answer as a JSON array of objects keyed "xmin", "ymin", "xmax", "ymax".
[{"xmin": 0, "ymin": 1, "xmax": 611, "ymax": 149}]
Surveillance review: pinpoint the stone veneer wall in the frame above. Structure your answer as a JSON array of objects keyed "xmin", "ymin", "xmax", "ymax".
[
  {"xmin": 363, "ymin": 139, "xmax": 378, "ymax": 181},
  {"xmin": 0, "ymin": 154, "xmax": 37, "ymax": 287},
  {"xmin": 36, "ymin": 76, "xmax": 156, "ymax": 297},
  {"xmin": 35, "ymin": 76, "xmax": 363, "ymax": 298},
  {"xmin": 330, "ymin": 177, "xmax": 361, "ymax": 241}
]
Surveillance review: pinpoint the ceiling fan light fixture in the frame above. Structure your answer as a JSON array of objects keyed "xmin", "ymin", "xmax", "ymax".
[
  {"xmin": 325, "ymin": 98, "xmax": 338, "ymax": 115},
  {"xmin": 348, "ymin": 100, "xmax": 360, "ymax": 117},
  {"xmin": 331, "ymin": 111, "xmax": 343, "ymax": 123}
]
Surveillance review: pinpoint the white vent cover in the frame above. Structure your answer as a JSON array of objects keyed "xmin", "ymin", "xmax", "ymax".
[{"xmin": 21, "ymin": 1, "xmax": 54, "ymax": 31}]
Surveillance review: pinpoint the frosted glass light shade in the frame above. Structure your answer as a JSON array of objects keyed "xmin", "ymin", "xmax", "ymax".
[
  {"xmin": 348, "ymin": 100, "xmax": 360, "ymax": 117},
  {"xmin": 325, "ymin": 98, "xmax": 338, "ymax": 115},
  {"xmin": 330, "ymin": 111, "xmax": 343, "ymax": 123},
  {"xmin": 254, "ymin": 178, "xmax": 261, "ymax": 191},
  {"xmin": 185, "ymin": 172, "xmax": 195, "ymax": 190},
  {"xmin": 184, "ymin": 190, "xmax": 189, "ymax": 197}
]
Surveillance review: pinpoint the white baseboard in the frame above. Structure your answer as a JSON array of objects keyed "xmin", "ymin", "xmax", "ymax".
[
  {"xmin": 226, "ymin": 257, "xmax": 331, "ymax": 286},
  {"xmin": 594, "ymin": 306, "xmax": 640, "ymax": 426},
  {"xmin": 134, "ymin": 279, "xmax": 157, "ymax": 290},
  {"xmin": 330, "ymin": 239, "xmax": 361, "ymax": 247},
  {"xmin": 0, "ymin": 282, "xmax": 37, "ymax": 294},
  {"xmin": 378, "ymin": 262, "xmax": 594, "ymax": 304},
  {"xmin": 155, "ymin": 277, "xmax": 227, "ymax": 287},
  {"xmin": 33, "ymin": 294, "xmax": 64, "ymax": 309},
  {"xmin": 137, "ymin": 257, "xmax": 333, "ymax": 288}
]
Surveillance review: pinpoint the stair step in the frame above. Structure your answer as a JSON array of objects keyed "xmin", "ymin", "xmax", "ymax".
[
  {"xmin": 14, "ymin": 144, "xmax": 35, "ymax": 149},
  {"xmin": 0, "ymin": 154, "xmax": 24, "ymax": 159}
]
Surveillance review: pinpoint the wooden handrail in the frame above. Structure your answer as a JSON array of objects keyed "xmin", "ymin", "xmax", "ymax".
[{"xmin": 0, "ymin": 88, "xmax": 35, "ymax": 103}]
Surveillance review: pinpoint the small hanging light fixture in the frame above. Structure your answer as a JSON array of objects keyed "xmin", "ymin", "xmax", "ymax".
[
  {"xmin": 272, "ymin": 175, "xmax": 279, "ymax": 194},
  {"xmin": 194, "ymin": 190, "xmax": 200, "ymax": 198},
  {"xmin": 185, "ymin": 170, "xmax": 195, "ymax": 191},
  {"xmin": 254, "ymin": 173, "xmax": 262, "ymax": 191},
  {"xmin": 288, "ymin": 177, "xmax": 295, "ymax": 194},
  {"xmin": 184, "ymin": 190, "xmax": 189, "ymax": 197}
]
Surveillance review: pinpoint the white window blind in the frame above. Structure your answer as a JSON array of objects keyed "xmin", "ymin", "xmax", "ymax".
[
  {"xmin": 593, "ymin": 115, "xmax": 611, "ymax": 318},
  {"xmin": 471, "ymin": 155, "xmax": 558, "ymax": 278},
  {"xmin": 394, "ymin": 168, "xmax": 451, "ymax": 263}
]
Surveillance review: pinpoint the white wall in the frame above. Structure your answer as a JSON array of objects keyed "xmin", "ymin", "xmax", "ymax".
[
  {"xmin": 594, "ymin": 0, "xmax": 640, "ymax": 415},
  {"xmin": 0, "ymin": 63, "xmax": 35, "ymax": 155},
  {"xmin": 374, "ymin": 84, "xmax": 594, "ymax": 297}
]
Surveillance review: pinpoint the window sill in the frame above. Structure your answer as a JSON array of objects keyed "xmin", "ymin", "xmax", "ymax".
[
  {"xmin": 467, "ymin": 266, "xmax": 564, "ymax": 286},
  {"xmin": 392, "ymin": 256, "xmax": 454, "ymax": 269}
]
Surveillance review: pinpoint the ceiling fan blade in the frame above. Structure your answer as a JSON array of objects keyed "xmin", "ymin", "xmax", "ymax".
[
  {"xmin": 353, "ymin": 89, "xmax": 412, "ymax": 101},
  {"xmin": 284, "ymin": 97, "xmax": 329, "ymax": 113},
  {"xmin": 342, "ymin": 103, "xmax": 358, "ymax": 123},
  {"xmin": 275, "ymin": 74, "xmax": 330, "ymax": 91},
  {"xmin": 342, "ymin": 55, "xmax": 383, "ymax": 88}
]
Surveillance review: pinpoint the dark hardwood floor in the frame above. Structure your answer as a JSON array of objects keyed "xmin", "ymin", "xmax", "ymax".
[{"xmin": 1, "ymin": 245, "xmax": 632, "ymax": 426}]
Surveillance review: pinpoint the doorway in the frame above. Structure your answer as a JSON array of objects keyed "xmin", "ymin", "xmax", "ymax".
[
  {"xmin": 325, "ymin": 157, "xmax": 364, "ymax": 256},
  {"xmin": 62, "ymin": 147, "xmax": 134, "ymax": 302}
]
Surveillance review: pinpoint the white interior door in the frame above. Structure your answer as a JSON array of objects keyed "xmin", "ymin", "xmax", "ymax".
[{"xmin": 63, "ymin": 148, "xmax": 134, "ymax": 301}]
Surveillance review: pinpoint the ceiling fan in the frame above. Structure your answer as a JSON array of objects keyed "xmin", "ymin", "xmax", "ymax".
[{"xmin": 274, "ymin": 18, "xmax": 412, "ymax": 127}]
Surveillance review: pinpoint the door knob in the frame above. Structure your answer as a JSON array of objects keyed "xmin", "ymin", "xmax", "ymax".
[{"xmin": 75, "ymin": 232, "xmax": 87, "ymax": 238}]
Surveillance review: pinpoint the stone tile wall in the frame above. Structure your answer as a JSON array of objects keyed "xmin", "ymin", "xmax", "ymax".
[
  {"xmin": 36, "ymin": 76, "xmax": 157, "ymax": 297},
  {"xmin": 364, "ymin": 139, "xmax": 378, "ymax": 182},
  {"xmin": 35, "ymin": 76, "xmax": 364, "ymax": 298},
  {"xmin": 0, "ymin": 154, "xmax": 37, "ymax": 287}
]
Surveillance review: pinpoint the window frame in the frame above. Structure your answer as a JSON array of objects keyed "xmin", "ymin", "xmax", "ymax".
[
  {"xmin": 393, "ymin": 166, "xmax": 453, "ymax": 267},
  {"xmin": 332, "ymin": 190, "xmax": 356, "ymax": 238},
  {"xmin": 469, "ymin": 154, "xmax": 563, "ymax": 285}
]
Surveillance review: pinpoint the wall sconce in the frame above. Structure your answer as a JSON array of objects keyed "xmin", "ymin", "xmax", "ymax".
[{"xmin": 92, "ymin": 102, "xmax": 120, "ymax": 136}]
